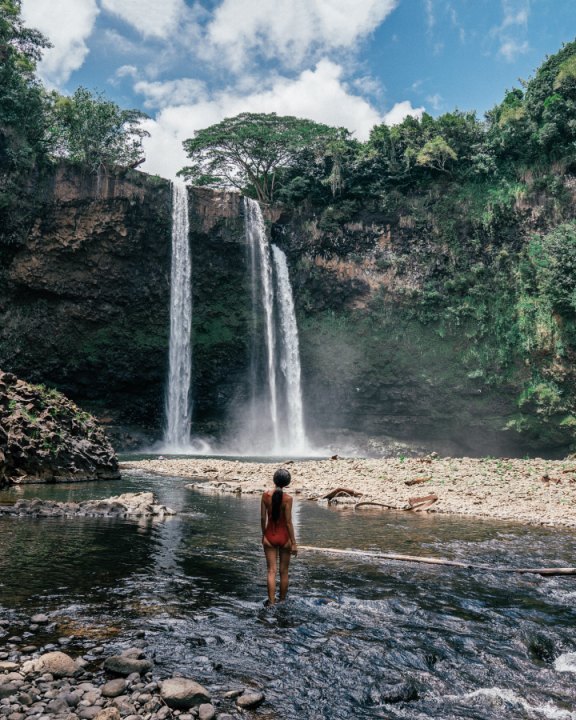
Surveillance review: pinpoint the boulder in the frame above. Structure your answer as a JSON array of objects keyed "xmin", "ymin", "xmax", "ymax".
[
  {"xmin": 0, "ymin": 369, "xmax": 119, "ymax": 486},
  {"xmin": 198, "ymin": 703, "xmax": 216, "ymax": 720},
  {"xmin": 93, "ymin": 709, "xmax": 121, "ymax": 720},
  {"xmin": 103, "ymin": 655, "xmax": 152, "ymax": 676},
  {"xmin": 36, "ymin": 651, "xmax": 78, "ymax": 677},
  {"xmin": 236, "ymin": 691, "xmax": 265, "ymax": 709},
  {"xmin": 101, "ymin": 679, "xmax": 127, "ymax": 698},
  {"xmin": 159, "ymin": 678, "xmax": 211, "ymax": 709}
]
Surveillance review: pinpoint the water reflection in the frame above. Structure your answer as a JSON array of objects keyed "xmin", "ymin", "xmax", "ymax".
[{"xmin": 1, "ymin": 472, "xmax": 576, "ymax": 719}]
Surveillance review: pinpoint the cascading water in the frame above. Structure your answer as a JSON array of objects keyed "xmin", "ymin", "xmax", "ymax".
[
  {"xmin": 241, "ymin": 197, "xmax": 310, "ymax": 454},
  {"xmin": 164, "ymin": 182, "xmax": 192, "ymax": 449},
  {"xmin": 271, "ymin": 244, "xmax": 306, "ymax": 452}
]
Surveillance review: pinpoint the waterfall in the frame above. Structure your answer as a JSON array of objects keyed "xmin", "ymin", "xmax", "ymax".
[
  {"xmin": 243, "ymin": 197, "xmax": 309, "ymax": 454},
  {"xmin": 164, "ymin": 182, "xmax": 192, "ymax": 449},
  {"xmin": 272, "ymin": 244, "xmax": 306, "ymax": 451}
]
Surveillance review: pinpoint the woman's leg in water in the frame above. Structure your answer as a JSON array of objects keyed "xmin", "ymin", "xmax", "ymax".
[
  {"xmin": 263, "ymin": 538, "xmax": 278, "ymax": 604},
  {"xmin": 279, "ymin": 544, "xmax": 292, "ymax": 601}
]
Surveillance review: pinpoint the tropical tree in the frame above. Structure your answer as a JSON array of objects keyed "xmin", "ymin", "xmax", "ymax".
[
  {"xmin": 0, "ymin": 0, "xmax": 51, "ymax": 242},
  {"xmin": 179, "ymin": 112, "xmax": 347, "ymax": 203},
  {"xmin": 0, "ymin": 0, "xmax": 50, "ymax": 165},
  {"xmin": 49, "ymin": 87, "xmax": 149, "ymax": 171}
]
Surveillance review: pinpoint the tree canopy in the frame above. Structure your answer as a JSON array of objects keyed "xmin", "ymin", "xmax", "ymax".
[
  {"xmin": 179, "ymin": 112, "xmax": 348, "ymax": 203},
  {"xmin": 48, "ymin": 87, "xmax": 149, "ymax": 172}
]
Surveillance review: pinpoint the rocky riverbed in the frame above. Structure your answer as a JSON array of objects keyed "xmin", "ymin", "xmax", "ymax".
[
  {"xmin": 123, "ymin": 455, "xmax": 576, "ymax": 528},
  {"xmin": 0, "ymin": 493, "xmax": 174, "ymax": 519},
  {"xmin": 0, "ymin": 616, "xmax": 264, "ymax": 720}
]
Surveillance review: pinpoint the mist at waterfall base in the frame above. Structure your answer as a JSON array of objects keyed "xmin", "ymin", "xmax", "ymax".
[
  {"xmin": 223, "ymin": 199, "xmax": 312, "ymax": 456},
  {"xmin": 159, "ymin": 190, "xmax": 321, "ymax": 457}
]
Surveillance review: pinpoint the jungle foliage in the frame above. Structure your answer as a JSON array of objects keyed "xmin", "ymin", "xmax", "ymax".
[{"xmin": 0, "ymin": 2, "xmax": 148, "ymax": 243}]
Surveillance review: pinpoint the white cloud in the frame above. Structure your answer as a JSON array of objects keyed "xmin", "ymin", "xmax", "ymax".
[
  {"xmin": 114, "ymin": 65, "xmax": 138, "ymax": 80},
  {"xmin": 491, "ymin": 0, "xmax": 530, "ymax": 62},
  {"xmin": 426, "ymin": 93, "xmax": 442, "ymax": 111},
  {"xmin": 100, "ymin": 0, "xmax": 189, "ymax": 39},
  {"xmin": 383, "ymin": 100, "xmax": 424, "ymax": 125},
  {"xmin": 501, "ymin": 0, "xmax": 529, "ymax": 29},
  {"xmin": 21, "ymin": 0, "xmax": 99, "ymax": 86},
  {"xmin": 204, "ymin": 0, "xmax": 398, "ymax": 70},
  {"xmin": 425, "ymin": 0, "xmax": 435, "ymax": 33},
  {"xmin": 140, "ymin": 60, "xmax": 389, "ymax": 180},
  {"xmin": 498, "ymin": 38, "xmax": 529, "ymax": 62},
  {"xmin": 135, "ymin": 79, "xmax": 207, "ymax": 109}
]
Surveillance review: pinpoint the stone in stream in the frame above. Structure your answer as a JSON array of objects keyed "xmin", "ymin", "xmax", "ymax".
[
  {"xmin": 236, "ymin": 691, "xmax": 265, "ymax": 709},
  {"xmin": 93, "ymin": 708, "xmax": 121, "ymax": 720},
  {"xmin": 30, "ymin": 614, "xmax": 49, "ymax": 625},
  {"xmin": 198, "ymin": 702, "xmax": 216, "ymax": 720},
  {"xmin": 102, "ymin": 655, "xmax": 152, "ymax": 676},
  {"xmin": 0, "ymin": 662, "xmax": 18, "ymax": 671},
  {"xmin": 0, "ymin": 682, "xmax": 20, "ymax": 699},
  {"xmin": 22, "ymin": 651, "xmax": 78, "ymax": 677},
  {"xmin": 100, "ymin": 679, "xmax": 126, "ymax": 698},
  {"xmin": 159, "ymin": 677, "xmax": 211, "ymax": 709}
]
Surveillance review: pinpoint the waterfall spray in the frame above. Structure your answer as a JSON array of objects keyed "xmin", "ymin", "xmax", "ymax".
[{"xmin": 164, "ymin": 182, "xmax": 192, "ymax": 449}]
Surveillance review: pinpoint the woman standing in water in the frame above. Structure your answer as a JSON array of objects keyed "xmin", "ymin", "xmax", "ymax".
[{"xmin": 261, "ymin": 468, "xmax": 298, "ymax": 605}]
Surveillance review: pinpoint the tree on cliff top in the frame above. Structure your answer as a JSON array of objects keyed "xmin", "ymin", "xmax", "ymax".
[
  {"xmin": 1, "ymin": 0, "xmax": 50, "ymax": 169},
  {"xmin": 48, "ymin": 87, "xmax": 150, "ymax": 172},
  {"xmin": 179, "ymin": 112, "xmax": 347, "ymax": 203}
]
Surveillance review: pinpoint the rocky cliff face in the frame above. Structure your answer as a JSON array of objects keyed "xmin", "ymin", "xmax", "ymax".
[
  {"xmin": 0, "ymin": 164, "xmax": 173, "ymax": 445},
  {"xmin": 0, "ymin": 166, "xmax": 250, "ymax": 447},
  {"xmin": 1, "ymin": 163, "xmax": 574, "ymax": 457}
]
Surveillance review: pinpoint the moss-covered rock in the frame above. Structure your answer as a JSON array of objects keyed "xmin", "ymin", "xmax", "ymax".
[{"xmin": 0, "ymin": 370, "xmax": 119, "ymax": 485}]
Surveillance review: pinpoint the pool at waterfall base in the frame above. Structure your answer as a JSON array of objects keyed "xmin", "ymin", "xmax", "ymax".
[{"xmin": 1, "ymin": 469, "xmax": 576, "ymax": 719}]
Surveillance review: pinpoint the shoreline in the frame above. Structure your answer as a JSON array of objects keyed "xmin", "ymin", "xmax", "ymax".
[{"xmin": 122, "ymin": 455, "xmax": 576, "ymax": 529}]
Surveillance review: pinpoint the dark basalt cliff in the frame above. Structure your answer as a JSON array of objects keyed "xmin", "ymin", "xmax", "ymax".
[
  {"xmin": 0, "ymin": 166, "xmax": 251, "ymax": 447},
  {"xmin": 1, "ymin": 163, "xmax": 574, "ymax": 456}
]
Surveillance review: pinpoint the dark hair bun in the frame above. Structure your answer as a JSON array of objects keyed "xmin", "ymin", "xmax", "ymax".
[{"xmin": 273, "ymin": 468, "xmax": 291, "ymax": 487}]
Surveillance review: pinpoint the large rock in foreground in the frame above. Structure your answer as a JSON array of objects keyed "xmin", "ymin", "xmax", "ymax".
[{"xmin": 0, "ymin": 370, "xmax": 119, "ymax": 486}]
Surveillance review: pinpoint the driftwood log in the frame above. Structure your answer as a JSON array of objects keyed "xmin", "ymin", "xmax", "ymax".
[
  {"xmin": 298, "ymin": 545, "xmax": 576, "ymax": 577},
  {"xmin": 405, "ymin": 493, "xmax": 438, "ymax": 511},
  {"xmin": 355, "ymin": 501, "xmax": 396, "ymax": 510},
  {"xmin": 323, "ymin": 488, "xmax": 363, "ymax": 502}
]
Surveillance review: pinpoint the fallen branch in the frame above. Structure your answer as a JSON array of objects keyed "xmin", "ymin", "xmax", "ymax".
[
  {"xmin": 404, "ymin": 477, "xmax": 431, "ymax": 487},
  {"xmin": 323, "ymin": 488, "xmax": 363, "ymax": 502},
  {"xmin": 355, "ymin": 501, "xmax": 397, "ymax": 510},
  {"xmin": 405, "ymin": 493, "xmax": 438, "ymax": 511},
  {"xmin": 298, "ymin": 545, "xmax": 576, "ymax": 576}
]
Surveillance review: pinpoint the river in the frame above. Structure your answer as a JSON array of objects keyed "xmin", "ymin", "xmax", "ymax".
[{"xmin": 1, "ymin": 468, "xmax": 575, "ymax": 719}]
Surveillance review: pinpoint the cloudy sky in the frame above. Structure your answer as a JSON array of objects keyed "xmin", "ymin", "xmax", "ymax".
[{"xmin": 20, "ymin": 0, "xmax": 576, "ymax": 179}]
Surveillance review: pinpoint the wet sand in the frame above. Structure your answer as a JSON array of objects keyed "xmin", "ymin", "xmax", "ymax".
[{"xmin": 122, "ymin": 455, "xmax": 576, "ymax": 529}]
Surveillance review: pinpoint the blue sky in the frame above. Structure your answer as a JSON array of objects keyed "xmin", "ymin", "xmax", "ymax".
[{"xmin": 20, "ymin": 0, "xmax": 576, "ymax": 179}]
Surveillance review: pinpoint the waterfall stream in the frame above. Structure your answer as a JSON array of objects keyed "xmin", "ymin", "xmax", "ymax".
[
  {"xmin": 164, "ymin": 182, "xmax": 192, "ymax": 449},
  {"xmin": 243, "ymin": 197, "xmax": 309, "ymax": 454},
  {"xmin": 271, "ymin": 244, "xmax": 306, "ymax": 452}
]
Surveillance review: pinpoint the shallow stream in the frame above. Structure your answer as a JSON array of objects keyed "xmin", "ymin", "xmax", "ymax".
[{"xmin": 1, "ymin": 468, "xmax": 576, "ymax": 719}]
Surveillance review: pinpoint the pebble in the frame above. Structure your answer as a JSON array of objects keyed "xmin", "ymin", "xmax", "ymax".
[{"xmin": 0, "ymin": 619, "xmax": 267, "ymax": 720}]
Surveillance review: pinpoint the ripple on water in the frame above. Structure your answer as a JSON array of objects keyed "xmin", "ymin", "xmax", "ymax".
[{"xmin": 2, "ymin": 473, "xmax": 576, "ymax": 719}]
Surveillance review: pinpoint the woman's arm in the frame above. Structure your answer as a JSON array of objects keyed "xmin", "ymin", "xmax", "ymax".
[
  {"xmin": 260, "ymin": 494, "xmax": 267, "ymax": 536},
  {"xmin": 284, "ymin": 496, "xmax": 298, "ymax": 555}
]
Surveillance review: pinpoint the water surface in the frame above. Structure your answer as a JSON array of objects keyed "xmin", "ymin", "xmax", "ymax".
[{"xmin": 1, "ymin": 471, "xmax": 575, "ymax": 719}]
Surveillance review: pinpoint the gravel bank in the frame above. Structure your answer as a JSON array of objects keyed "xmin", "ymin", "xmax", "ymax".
[{"xmin": 122, "ymin": 456, "xmax": 576, "ymax": 529}]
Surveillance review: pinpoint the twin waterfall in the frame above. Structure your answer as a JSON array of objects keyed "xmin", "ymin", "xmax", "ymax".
[
  {"xmin": 163, "ymin": 186, "xmax": 309, "ymax": 455},
  {"xmin": 243, "ymin": 197, "xmax": 307, "ymax": 455}
]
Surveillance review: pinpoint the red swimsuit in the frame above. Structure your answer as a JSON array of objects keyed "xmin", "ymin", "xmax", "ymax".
[{"xmin": 263, "ymin": 491, "xmax": 290, "ymax": 547}]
